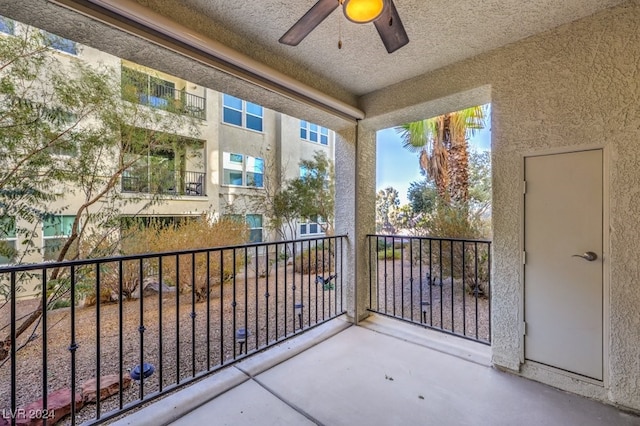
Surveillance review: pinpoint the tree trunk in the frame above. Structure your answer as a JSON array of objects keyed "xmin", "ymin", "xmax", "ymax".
[{"xmin": 448, "ymin": 136, "xmax": 469, "ymax": 203}]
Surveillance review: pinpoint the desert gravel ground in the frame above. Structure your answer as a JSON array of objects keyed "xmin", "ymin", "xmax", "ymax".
[
  {"xmin": 1, "ymin": 254, "xmax": 489, "ymax": 425},
  {"xmin": 1, "ymin": 265, "xmax": 343, "ymax": 425}
]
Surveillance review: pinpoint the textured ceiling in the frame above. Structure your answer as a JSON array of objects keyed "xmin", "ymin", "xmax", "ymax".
[{"xmin": 132, "ymin": 0, "xmax": 624, "ymax": 96}]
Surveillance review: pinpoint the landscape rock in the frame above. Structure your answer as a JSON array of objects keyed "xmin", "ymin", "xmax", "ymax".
[
  {"xmin": 130, "ymin": 277, "xmax": 176, "ymax": 299},
  {"xmin": 10, "ymin": 387, "xmax": 83, "ymax": 426},
  {"xmin": 80, "ymin": 374, "xmax": 131, "ymax": 403},
  {"xmin": 109, "ymin": 291, "xmax": 121, "ymax": 302}
]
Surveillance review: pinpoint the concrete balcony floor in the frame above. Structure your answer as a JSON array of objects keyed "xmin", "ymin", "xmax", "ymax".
[{"xmin": 116, "ymin": 316, "xmax": 640, "ymax": 426}]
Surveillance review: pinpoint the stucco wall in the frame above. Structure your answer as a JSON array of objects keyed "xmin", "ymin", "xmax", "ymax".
[
  {"xmin": 335, "ymin": 125, "xmax": 375, "ymax": 322},
  {"xmin": 360, "ymin": 1, "xmax": 640, "ymax": 410}
]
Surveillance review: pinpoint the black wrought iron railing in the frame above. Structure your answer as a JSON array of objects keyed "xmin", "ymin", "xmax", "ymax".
[
  {"xmin": 367, "ymin": 235, "xmax": 491, "ymax": 344},
  {"xmin": 124, "ymin": 80, "xmax": 206, "ymax": 120},
  {"xmin": 121, "ymin": 170, "xmax": 206, "ymax": 197},
  {"xmin": 0, "ymin": 236, "xmax": 346, "ymax": 425}
]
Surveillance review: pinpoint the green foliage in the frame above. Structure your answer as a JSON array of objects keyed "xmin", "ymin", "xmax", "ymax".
[
  {"xmin": 258, "ymin": 150, "xmax": 335, "ymax": 239},
  {"xmin": 0, "ymin": 21, "xmax": 200, "ymax": 358},
  {"xmin": 468, "ymin": 150, "xmax": 491, "ymax": 215},
  {"xmin": 48, "ymin": 298, "xmax": 71, "ymax": 311},
  {"xmin": 376, "ymin": 238, "xmax": 391, "ymax": 251},
  {"xmin": 0, "ymin": 25, "xmax": 200, "ymax": 267},
  {"xmin": 293, "ymin": 151, "xmax": 335, "ymax": 233},
  {"xmin": 377, "ymin": 247, "xmax": 401, "ymax": 260},
  {"xmin": 407, "ymin": 180, "xmax": 438, "ymax": 214},
  {"xmin": 396, "ymin": 105, "xmax": 487, "ymax": 203},
  {"xmin": 398, "ymin": 149, "xmax": 491, "ymax": 238},
  {"xmin": 375, "ymin": 187, "xmax": 400, "ymax": 233}
]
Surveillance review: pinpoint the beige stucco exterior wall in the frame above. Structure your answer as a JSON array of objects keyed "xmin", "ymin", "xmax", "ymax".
[
  {"xmin": 361, "ymin": 1, "xmax": 640, "ymax": 411},
  {"xmin": 335, "ymin": 124, "xmax": 374, "ymax": 322}
]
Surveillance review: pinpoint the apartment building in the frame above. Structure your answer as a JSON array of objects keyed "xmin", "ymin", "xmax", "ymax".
[{"xmin": 0, "ymin": 15, "xmax": 334, "ymax": 268}]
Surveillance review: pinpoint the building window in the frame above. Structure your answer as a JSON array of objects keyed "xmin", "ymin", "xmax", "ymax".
[
  {"xmin": 225, "ymin": 214, "xmax": 263, "ymax": 243},
  {"xmin": 43, "ymin": 215, "xmax": 75, "ymax": 260},
  {"xmin": 246, "ymin": 214, "xmax": 263, "ymax": 243},
  {"xmin": 222, "ymin": 94, "xmax": 263, "ymax": 132},
  {"xmin": 122, "ymin": 143, "xmax": 178, "ymax": 195},
  {"xmin": 300, "ymin": 121, "xmax": 329, "ymax": 145},
  {"xmin": 0, "ymin": 16, "xmax": 15, "ymax": 35},
  {"xmin": 43, "ymin": 31, "xmax": 77, "ymax": 55},
  {"xmin": 0, "ymin": 217, "xmax": 17, "ymax": 265},
  {"xmin": 222, "ymin": 152, "xmax": 264, "ymax": 187},
  {"xmin": 300, "ymin": 216, "xmax": 325, "ymax": 236}
]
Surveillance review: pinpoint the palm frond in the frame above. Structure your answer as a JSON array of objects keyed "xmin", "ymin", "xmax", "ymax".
[
  {"xmin": 395, "ymin": 120, "xmax": 428, "ymax": 153},
  {"xmin": 449, "ymin": 105, "xmax": 486, "ymax": 141}
]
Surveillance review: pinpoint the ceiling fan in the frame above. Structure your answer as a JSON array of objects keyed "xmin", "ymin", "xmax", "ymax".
[{"xmin": 279, "ymin": 0, "xmax": 409, "ymax": 54}]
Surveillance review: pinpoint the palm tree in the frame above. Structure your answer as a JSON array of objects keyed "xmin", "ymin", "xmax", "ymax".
[{"xmin": 396, "ymin": 106, "xmax": 486, "ymax": 204}]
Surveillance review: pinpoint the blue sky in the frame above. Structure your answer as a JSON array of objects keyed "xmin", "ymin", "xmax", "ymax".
[{"xmin": 376, "ymin": 112, "xmax": 491, "ymax": 205}]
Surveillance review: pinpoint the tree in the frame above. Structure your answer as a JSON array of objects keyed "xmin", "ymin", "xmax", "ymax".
[
  {"xmin": 294, "ymin": 151, "xmax": 335, "ymax": 234},
  {"xmin": 257, "ymin": 151, "xmax": 335, "ymax": 240},
  {"xmin": 0, "ymin": 25, "xmax": 199, "ymax": 361},
  {"xmin": 401, "ymin": 150, "xmax": 492, "ymax": 238},
  {"xmin": 375, "ymin": 187, "xmax": 400, "ymax": 233},
  {"xmin": 396, "ymin": 106, "xmax": 486, "ymax": 204},
  {"xmin": 407, "ymin": 180, "xmax": 438, "ymax": 215},
  {"xmin": 468, "ymin": 150, "xmax": 492, "ymax": 217}
]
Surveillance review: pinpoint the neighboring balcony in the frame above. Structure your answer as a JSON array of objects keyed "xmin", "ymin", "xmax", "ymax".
[
  {"xmin": 121, "ymin": 169, "xmax": 206, "ymax": 197},
  {"xmin": 121, "ymin": 67, "xmax": 206, "ymax": 120}
]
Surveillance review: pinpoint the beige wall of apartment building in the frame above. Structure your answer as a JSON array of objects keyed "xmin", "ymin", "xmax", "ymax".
[{"xmin": 1, "ymin": 16, "xmax": 335, "ymax": 277}]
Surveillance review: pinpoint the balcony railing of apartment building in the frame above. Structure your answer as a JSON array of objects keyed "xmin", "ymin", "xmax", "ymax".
[
  {"xmin": 1, "ymin": 236, "xmax": 345, "ymax": 425},
  {"xmin": 124, "ymin": 78, "xmax": 206, "ymax": 120},
  {"xmin": 121, "ymin": 170, "xmax": 206, "ymax": 197},
  {"xmin": 367, "ymin": 235, "xmax": 491, "ymax": 344}
]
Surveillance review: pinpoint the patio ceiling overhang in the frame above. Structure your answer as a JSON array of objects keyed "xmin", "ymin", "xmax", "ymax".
[{"xmin": 0, "ymin": 0, "xmax": 626, "ymax": 129}]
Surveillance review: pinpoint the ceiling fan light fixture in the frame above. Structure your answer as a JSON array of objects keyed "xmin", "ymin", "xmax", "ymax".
[{"xmin": 343, "ymin": 0, "xmax": 385, "ymax": 24}]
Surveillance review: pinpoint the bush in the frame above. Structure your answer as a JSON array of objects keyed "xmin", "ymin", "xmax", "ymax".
[
  {"xmin": 294, "ymin": 245, "xmax": 334, "ymax": 274},
  {"xmin": 90, "ymin": 215, "xmax": 249, "ymax": 304},
  {"xmin": 48, "ymin": 298, "xmax": 71, "ymax": 310},
  {"xmin": 377, "ymin": 247, "xmax": 401, "ymax": 260},
  {"xmin": 428, "ymin": 203, "xmax": 482, "ymax": 240},
  {"xmin": 403, "ymin": 203, "xmax": 490, "ymax": 297},
  {"xmin": 376, "ymin": 237, "xmax": 393, "ymax": 251}
]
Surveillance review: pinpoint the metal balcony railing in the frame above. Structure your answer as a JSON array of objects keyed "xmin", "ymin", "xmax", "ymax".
[
  {"xmin": 0, "ymin": 236, "xmax": 346, "ymax": 425},
  {"xmin": 367, "ymin": 235, "xmax": 491, "ymax": 344},
  {"xmin": 125, "ymin": 80, "xmax": 206, "ymax": 120},
  {"xmin": 121, "ymin": 170, "xmax": 206, "ymax": 197}
]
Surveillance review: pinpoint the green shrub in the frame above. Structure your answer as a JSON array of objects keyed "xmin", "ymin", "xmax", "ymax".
[
  {"xmin": 377, "ymin": 247, "xmax": 401, "ymax": 260},
  {"xmin": 48, "ymin": 298, "xmax": 71, "ymax": 310},
  {"xmin": 376, "ymin": 238, "xmax": 393, "ymax": 251}
]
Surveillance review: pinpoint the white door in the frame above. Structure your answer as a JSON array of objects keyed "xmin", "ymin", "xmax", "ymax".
[{"xmin": 524, "ymin": 149, "xmax": 603, "ymax": 380}]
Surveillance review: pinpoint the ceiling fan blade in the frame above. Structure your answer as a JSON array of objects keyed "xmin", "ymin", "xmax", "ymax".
[
  {"xmin": 374, "ymin": 0, "xmax": 409, "ymax": 53},
  {"xmin": 279, "ymin": 0, "xmax": 339, "ymax": 46}
]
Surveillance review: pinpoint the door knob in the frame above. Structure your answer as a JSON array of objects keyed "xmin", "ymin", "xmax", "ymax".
[{"xmin": 572, "ymin": 251, "xmax": 598, "ymax": 261}]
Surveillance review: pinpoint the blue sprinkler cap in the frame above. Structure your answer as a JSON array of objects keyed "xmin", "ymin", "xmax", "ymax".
[{"xmin": 130, "ymin": 363, "xmax": 155, "ymax": 380}]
